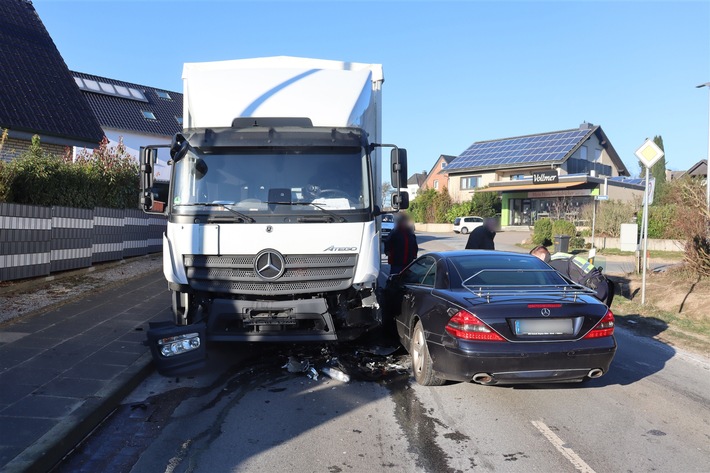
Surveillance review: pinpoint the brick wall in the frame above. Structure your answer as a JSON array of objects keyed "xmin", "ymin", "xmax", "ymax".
[
  {"xmin": 0, "ymin": 203, "xmax": 166, "ymax": 281},
  {"xmin": 0, "ymin": 137, "xmax": 68, "ymax": 162}
]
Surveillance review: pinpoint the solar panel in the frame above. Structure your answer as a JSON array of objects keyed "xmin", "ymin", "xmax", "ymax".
[
  {"xmin": 447, "ymin": 129, "xmax": 591, "ymax": 171},
  {"xmin": 608, "ymin": 177, "xmax": 645, "ymax": 186}
]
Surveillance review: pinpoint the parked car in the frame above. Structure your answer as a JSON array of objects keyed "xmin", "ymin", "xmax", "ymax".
[
  {"xmin": 381, "ymin": 213, "xmax": 395, "ymax": 240},
  {"xmin": 453, "ymin": 216, "xmax": 483, "ymax": 234},
  {"xmin": 384, "ymin": 250, "xmax": 616, "ymax": 386}
]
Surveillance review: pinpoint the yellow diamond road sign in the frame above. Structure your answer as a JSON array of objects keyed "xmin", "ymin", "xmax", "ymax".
[{"xmin": 635, "ymin": 139, "xmax": 665, "ymax": 169}]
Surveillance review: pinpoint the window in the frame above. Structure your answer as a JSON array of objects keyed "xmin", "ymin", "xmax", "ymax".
[
  {"xmin": 460, "ymin": 176, "xmax": 480, "ymax": 190},
  {"xmin": 421, "ymin": 264, "xmax": 437, "ymax": 287},
  {"xmin": 580, "ymin": 145, "xmax": 589, "ymax": 161},
  {"xmin": 175, "ymin": 116, "xmax": 184, "ymax": 125},
  {"xmin": 141, "ymin": 110, "xmax": 157, "ymax": 120},
  {"xmin": 74, "ymin": 76, "xmax": 148, "ymax": 102},
  {"xmin": 441, "ymin": 162, "xmax": 447, "ymax": 169},
  {"xmin": 156, "ymin": 90, "xmax": 172, "ymax": 100},
  {"xmin": 400, "ymin": 257, "xmax": 436, "ymax": 285},
  {"xmin": 510, "ymin": 174, "xmax": 525, "ymax": 180},
  {"xmin": 434, "ymin": 180, "xmax": 439, "ymax": 189},
  {"xmin": 595, "ymin": 148, "xmax": 602, "ymax": 162}
]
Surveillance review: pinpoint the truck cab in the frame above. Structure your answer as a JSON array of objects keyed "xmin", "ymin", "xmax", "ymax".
[{"xmin": 139, "ymin": 58, "xmax": 408, "ymax": 375}]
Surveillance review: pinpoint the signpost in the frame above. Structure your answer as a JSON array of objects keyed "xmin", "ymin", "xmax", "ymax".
[
  {"xmin": 590, "ymin": 195, "xmax": 609, "ymax": 264},
  {"xmin": 634, "ymin": 139, "xmax": 665, "ymax": 305}
]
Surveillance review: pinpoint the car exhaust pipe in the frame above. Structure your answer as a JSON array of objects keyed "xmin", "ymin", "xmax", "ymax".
[
  {"xmin": 472, "ymin": 373, "xmax": 494, "ymax": 385},
  {"xmin": 587, "ymin": 368, "xmax": 604, "ymax": 379}
]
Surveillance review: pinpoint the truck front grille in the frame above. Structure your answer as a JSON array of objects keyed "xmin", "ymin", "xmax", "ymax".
[{"xmin": 184, "ymin": 254, "xmax": 358, "ymax": 295}]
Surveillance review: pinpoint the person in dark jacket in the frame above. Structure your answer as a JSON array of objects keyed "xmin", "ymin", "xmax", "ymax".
[
  {"xmin": 384, "ymin": 214, "xmax": 418, "ymax": 275},
  {"xmin": 465, "ymin": 218, "xmax": 497, "ymax": 250}
]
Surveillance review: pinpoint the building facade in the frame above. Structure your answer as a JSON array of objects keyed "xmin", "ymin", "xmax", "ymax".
[
  {"xmin": 406, "ymin": 172, "xmax": 428, "ymax": 199},
  {"xmin": 445, "ymin": 123, "xmax": 644, "ymax": 228},
  {"xmin": 421, "ymin": 155, "xmax": 455, "ymax": 191}
]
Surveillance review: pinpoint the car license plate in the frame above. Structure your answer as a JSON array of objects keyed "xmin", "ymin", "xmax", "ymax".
[{"xmin": 514, "ymin": 319, "xmax": 573, "ymax": 336}]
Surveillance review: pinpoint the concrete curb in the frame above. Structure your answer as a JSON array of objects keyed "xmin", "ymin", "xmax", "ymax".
[{"xmin": 2, "ymin": 353, "xmax": 154, "ymax": 473}]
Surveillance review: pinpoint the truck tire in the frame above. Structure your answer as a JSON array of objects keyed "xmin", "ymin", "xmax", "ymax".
[
  {"xmin": 411, "ymin": 321, "xmax": 445, "ymax": 386},
  {"xmin": 461, "ymin": 227, "xmax": 469, "ymax": 234}
]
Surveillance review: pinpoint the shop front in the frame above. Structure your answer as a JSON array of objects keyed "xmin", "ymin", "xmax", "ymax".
[{"xmin": 506, "ymin": 188, "xmax": 597, "ymax": 226}]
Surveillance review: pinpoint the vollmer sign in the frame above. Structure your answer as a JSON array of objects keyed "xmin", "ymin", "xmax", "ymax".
[{"xmin": 532, "ymin": 170, "xmax": 559, "ymax": 184}]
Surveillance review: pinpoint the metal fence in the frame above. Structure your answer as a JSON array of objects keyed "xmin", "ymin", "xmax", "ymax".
[{"xmin": 0, "ymin": 203, "xmax": 165, "ymax": 281}]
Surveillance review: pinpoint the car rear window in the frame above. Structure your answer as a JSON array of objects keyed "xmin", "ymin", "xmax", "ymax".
[{"xmin": 450, "ymin": 254, "xmax": 567, "ymax": 286}]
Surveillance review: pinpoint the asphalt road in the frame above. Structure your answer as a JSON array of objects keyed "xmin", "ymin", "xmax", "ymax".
[
  {"xmin": 57, "ymin": 324, "xmax": 710, "ymax": 473},
  {"xmin": 54, "ymin": 232, "xmax": 705, "ymax": 473}
]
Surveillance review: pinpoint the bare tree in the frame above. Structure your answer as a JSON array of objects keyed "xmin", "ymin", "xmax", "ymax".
[{"xmin": 669, "ymin": 178, "xmax": 710, "ymax": 278}]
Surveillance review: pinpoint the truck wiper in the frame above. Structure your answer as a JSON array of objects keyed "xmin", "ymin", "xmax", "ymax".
[
  {"xmin": 265, "ymin": 201, "xmax": 346, "ymax": 223},
  {"xmin": 178, "ymin": 202, "xmax": 255, "ymax": 222}
]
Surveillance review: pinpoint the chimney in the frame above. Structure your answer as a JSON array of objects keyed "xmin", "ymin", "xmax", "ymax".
[{"xmin": 580, "ymin": 122, "xmax": 594, "ymax": 130}]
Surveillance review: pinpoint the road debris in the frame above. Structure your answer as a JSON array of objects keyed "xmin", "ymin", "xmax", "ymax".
[
  {"xmin": 307, "ymin": 367, "xmax": 319, "ymax": 380},
  {"xmin": 321, "ymin": 367, "xmax": 350, "ymax": 383},
  {"xmin": 283, "ymin": 356, "xmax": 310, "ymax": 373}
]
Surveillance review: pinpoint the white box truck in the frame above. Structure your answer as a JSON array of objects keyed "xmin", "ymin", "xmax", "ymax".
[{"xmin": 140, "ymin": 57, "xmax": 409, "ymax": 374}]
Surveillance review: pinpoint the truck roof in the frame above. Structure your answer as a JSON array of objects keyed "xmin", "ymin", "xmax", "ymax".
[{"xmin": 182, "ymin": 56, "xmax": 383, "ymax": 130}]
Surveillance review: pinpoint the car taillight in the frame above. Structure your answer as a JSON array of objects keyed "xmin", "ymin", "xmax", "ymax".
[
  {"xmin": 583, "ymin": 309, "xmax": 615, "ymax": 339},
  {"xmin": 445, "ymin": 310, "xmax": 505, "ymax": 341}
]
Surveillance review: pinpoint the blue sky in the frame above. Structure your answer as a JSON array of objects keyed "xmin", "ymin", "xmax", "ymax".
[{"xmin": 35, "ymin": 0, "xmax": 710, "ymax": 177}]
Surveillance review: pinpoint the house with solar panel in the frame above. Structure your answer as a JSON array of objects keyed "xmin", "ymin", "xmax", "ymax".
[
  {"xmin": 71, "ymin": 72, "xmax": 182, "ymax": 182},
  {"xmin": 445, "ymin": 123, "xmax": 645, "ymax": 228},
  {"xmin": 0, "ymin": 0, "xmax": 104, "ymax": 162}
]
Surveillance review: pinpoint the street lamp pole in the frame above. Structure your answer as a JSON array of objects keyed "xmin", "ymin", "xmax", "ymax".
[{"xmin": 697, "ymin": 82, "xmax": 710, "ymax": 210}]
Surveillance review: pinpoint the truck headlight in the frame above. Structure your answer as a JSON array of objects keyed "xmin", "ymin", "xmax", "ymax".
[{"xmin": 157, "ymin": 332, "xmax": 201, "ymax": 357}]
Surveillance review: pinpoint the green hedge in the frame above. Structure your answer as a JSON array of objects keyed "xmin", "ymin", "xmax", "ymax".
[
  {"xmin": 532, "ymin": 218, "xmax": 552, "ymax": 246},
  {"xmin": 647, "ymin": 204, "xmax": 683, "ymax": 239},
  {"xmin": 551, "ymin": 219, "xmax": 576, "ymax": 237},
  {"xmin": 0, "ymin": 136, "xmax": 139, "ymax": 209}
]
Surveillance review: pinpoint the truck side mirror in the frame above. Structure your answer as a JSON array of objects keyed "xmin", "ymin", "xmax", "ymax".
[
  {"xmin": 392, "ymin": 191, "xmax": 409, "ymax": 211},
  {"xmin": 390, "ymin": 148, "xmax": 408, "ymax": 189},
  {"xmin": 140, "ymin": 145, "xmax": 169, "ymax": 214},
  {"xmin": 170, "ymin": 134, "xmax": 189, "ymax": 161}
]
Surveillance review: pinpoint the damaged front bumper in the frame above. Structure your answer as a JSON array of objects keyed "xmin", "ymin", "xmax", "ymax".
[{"xmin": 147, "ymin": 292, "xmax": 380, "ymax": 376}]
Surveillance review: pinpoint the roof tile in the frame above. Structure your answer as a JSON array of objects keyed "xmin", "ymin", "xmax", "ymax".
[
  {"xmin": 0, "ymin": 0, "xmax": 104, "ymax": 144},
  {"xmin": 71, "ymin": 71, "xmax": 183, "ymax": 137}
]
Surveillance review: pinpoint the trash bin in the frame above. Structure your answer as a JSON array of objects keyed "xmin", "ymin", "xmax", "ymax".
[{"xmin": 553, "ymin": 235, "xmax": 571, "ymax": 253}]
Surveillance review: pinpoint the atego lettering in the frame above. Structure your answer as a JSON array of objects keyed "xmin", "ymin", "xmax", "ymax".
[{"xmin": 324, "ymin": 246, "xmax": 358, "ymax": 252}]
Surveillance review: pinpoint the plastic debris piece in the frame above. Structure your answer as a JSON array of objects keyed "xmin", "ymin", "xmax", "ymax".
[
  {"xmin": 307, "ymin": 367, "xmax": 319, "ymax": 380},
  {"xmin": 284, "ymin": 356, "xmax": 310, "ymax": 373},
  {"xmin": 322, "ymin": 367, "xmax": 350, "ymax": 383}
]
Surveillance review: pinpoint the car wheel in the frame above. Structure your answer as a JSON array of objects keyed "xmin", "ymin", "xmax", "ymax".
[
  {"xmin": 461, "ymin": 227, "xmax": 469, "ymax": 234},
  {"xmin": 410, "ymin": 320, "xmax": 445, "ymax": 386}
]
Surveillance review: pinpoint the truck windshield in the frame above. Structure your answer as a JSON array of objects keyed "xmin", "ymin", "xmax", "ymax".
[{"xmin": 170, "ymin": 148, "xmax": 370, "ymax": 216}]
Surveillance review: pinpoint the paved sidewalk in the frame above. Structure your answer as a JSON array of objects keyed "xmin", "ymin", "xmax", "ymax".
[{"xmin": 0, "ymin": 271, "xmax": 170, "ymax": 472}]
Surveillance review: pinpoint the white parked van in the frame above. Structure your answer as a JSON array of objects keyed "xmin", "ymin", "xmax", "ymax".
[{"xmin": 453, "ymin": 216, "xmax": 484, "ymax": 234}]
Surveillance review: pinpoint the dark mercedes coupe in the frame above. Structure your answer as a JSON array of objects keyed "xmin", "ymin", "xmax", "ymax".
[{"xmin": 384, "ymin": 251, "xmax": 616, "ymax": 386}]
